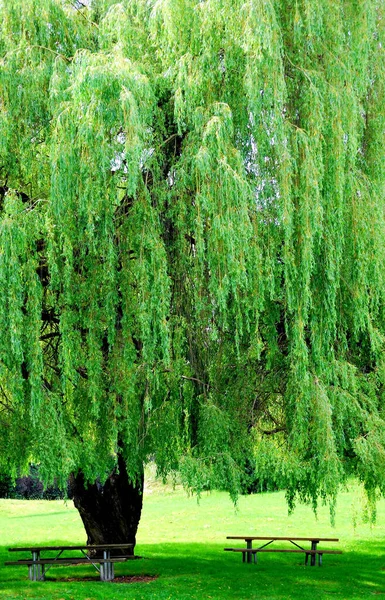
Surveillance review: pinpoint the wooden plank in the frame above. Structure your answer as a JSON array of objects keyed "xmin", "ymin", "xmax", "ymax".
[
  {"xmin": 8, "ymin": 544, "xmax": 134, "ymax": 552},
  {"xmin": 255, "ymin": 549, "xmax": 342, "ymax": 554},
  {"xmin": 6, "ymin": 555, "xmax": 134, "ymax": 563},
  {"xmin": 224, "ymin": 548, "xmax": 342, "ymax": 554},
  {"xmin": 225, "ymin": 548, "xmax": 315, "ymax": 554},
  {"xmin": 5, "ymin": 557, "xmax": 132, "ymax": 566},
  {"xmin": 226, "ymin": 536, "xmax": 339, "ymax": 541}
]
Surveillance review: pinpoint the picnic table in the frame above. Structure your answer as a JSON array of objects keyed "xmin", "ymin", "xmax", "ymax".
[
  {"xmin": 5, "ymin": 543, "xmax": 134, "ymax": 581},
  {"xmin": 225, "ymin": 536, "xmax": 341, "ymax": 566}
]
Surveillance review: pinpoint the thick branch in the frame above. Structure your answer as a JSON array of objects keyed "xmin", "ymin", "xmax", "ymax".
[{"xmin": 260, "ymin": 426, "xmax": 286, "ymax": 436}]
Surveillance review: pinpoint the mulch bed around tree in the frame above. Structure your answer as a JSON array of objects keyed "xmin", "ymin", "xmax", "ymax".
[
  {"xmin": 57, "ymin": 575, "xmax": 158, "ymax": 584},
  {"xmin": 112, "ymin": 575, "xmax": 158, "ymax": 584}
]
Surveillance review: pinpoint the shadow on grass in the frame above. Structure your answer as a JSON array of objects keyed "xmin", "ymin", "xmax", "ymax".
[
  {"xmin": 0, "ymin": 542, "xmax": 385, "ymax": 599},
  {"xmin": 8, "ymin": 511, "xmax": 71, "ymax": 520}
]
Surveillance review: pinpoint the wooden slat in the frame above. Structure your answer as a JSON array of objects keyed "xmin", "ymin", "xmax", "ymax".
[
  {"xmin": 5, "ymin": 557, "xmax": 132, "ymax": 566},
  {"xmin": 8, "ymin": 544, "xmax": 134, "ymax": 552},
  {"xmin": 225, "ymin": 548, "xmax": 315, "ymax": 554},
  {"xmin": 224, "ymin": 548, "xmax": 342, "ymax": 554},
  {"xmin": 7, "ymin": 555, "xmax": 134, "ymax": 563},
  {"xmin": 226, "ymin": 536, "xmax": 339, "ymax": 541}
]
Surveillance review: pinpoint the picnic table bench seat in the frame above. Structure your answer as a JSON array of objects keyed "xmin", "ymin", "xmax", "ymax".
[
  {"xmin": 5, "ymin": 556, "xmax": 133, "ymax": 566},
  {"xmin": 7, "ymin": 544, "xmax": 135, "ymax": 551},
  {"xmin": 224, "ymin": 547, "xmax": 342, "ymax": 566}
]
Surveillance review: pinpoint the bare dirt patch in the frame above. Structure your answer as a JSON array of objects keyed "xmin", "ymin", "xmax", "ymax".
[
  {"xmin": 113, "ymin": 575, "xmax": 158, "ymax": 584},
  {"xmin": 56, "ymin": 575, "xmax": 158, "ymax": 584}
]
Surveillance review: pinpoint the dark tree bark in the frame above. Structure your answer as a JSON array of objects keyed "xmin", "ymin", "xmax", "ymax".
[{"xmin": 69, "ymin": 455, "xmax": 143, "ymax": 557}]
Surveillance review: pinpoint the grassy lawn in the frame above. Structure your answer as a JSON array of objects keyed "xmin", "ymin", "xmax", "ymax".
[{"xmin": 1, "ymin": 478, "xmax": 385, "ymax": 599}]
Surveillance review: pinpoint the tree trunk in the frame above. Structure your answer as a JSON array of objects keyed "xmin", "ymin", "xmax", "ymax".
[{"xmin": 69, "ymin": 455, "xmax": 143, "ymax": 557}]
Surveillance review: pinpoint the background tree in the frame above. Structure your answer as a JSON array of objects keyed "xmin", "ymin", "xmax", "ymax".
[{"xmin": 1, "ymin": 0, "xmax": 385, "ymax": 548}]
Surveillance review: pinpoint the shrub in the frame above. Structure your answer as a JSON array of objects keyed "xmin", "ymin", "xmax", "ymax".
[{"xmin": 0, "ymin": 465, "xmax": 65, "ymax": 500}]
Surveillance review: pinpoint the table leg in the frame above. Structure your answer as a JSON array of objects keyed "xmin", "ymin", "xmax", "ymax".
[
  {"xmin": 29, "ymin": 551, "xmax": 44, "ymax": 581},
  {"xmin": 101, "ymin": 551, "xmax": 106, "ymax": 581},
  {"xmin": 100, "ymin": 551, "xmax": 105, "ymax": 581},
  {"xmin": 247, "ymin": 540, "xmax": 252, "ymax": 564},
  {"xmin": 310, "ymin": 542, "xmax": 317, "ymax": 566},
  {"xmin": 100, "ymin": 550, "xmax": 114, "ymax": 581}
]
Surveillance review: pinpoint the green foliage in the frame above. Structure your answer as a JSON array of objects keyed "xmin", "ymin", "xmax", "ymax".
[{"xmin": 1, "ymin": 0, "xmax": 385, "ymax": 514}]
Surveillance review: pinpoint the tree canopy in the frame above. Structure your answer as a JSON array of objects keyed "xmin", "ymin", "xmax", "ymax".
[{"xmin": 1, "ymin": 0, "xmax": 385, "ymax": 516}]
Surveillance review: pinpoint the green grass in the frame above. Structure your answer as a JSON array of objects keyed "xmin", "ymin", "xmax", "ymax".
[{"xmin": 1, "ymin": 479, "xmax": 385, "ymax": 599}]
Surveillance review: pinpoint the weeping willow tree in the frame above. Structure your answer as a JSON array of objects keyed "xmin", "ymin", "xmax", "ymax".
[{"xmin": 1, "ymin": 0, "xmax": 385, "ymax": 547}]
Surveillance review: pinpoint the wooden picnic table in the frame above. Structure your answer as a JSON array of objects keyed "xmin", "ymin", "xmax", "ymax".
[
  {"xmin": 225, "ymin": 536, "xmax": 341, "ymax": 566},
  {"xmin": 6, "ymin": 543, "xmax": 134, "ymax": 581}
]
